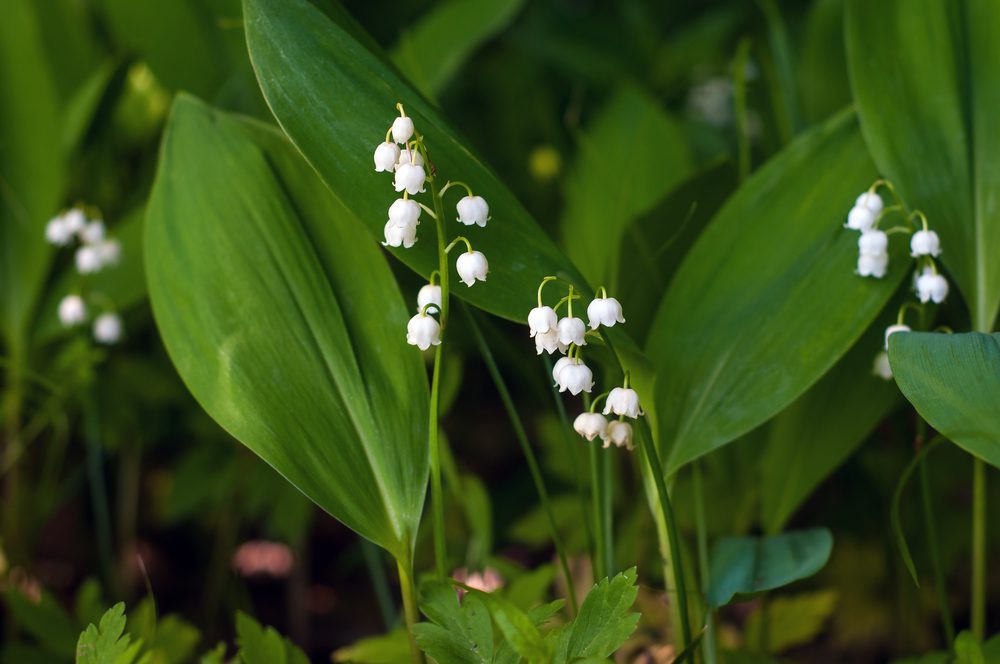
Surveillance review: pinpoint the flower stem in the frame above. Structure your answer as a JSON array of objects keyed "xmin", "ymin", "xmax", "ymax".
[
  {"xmin": 693, "ymin": 461, "xmax": 717, "ymax": 664},
  {"xmin": 397, "ymin": 557, "xmax": 425, "ymax": 664},
  {"xmin": 919, "ymin": 454, "xmax": 954, "ymax": 643},
  {"xmin": 972, "ymin": 457, "xmax": 986, "ymax": 640},
  {"xmin": 84, "ymin": 385, "xmax": 116, "ymax": 593},
  {"xmin": 463, "ymin": 304, "xmax": 578, "ymax": 614}
]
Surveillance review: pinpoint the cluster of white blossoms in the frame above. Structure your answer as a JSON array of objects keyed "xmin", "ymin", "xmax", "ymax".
[
  {"xmin": 45, "ymin": 206, "xmax": 123, "ymax": 344},
  {"xmin": 373, "ymin": 104, "xmax": 492, "ymax": 351},
  {"xmin": 528, "ymin": 277, "xmax": 639, "ymax": 451},
  {"xmin": 846, "ymin": 182, "xmax": 949, "ymax": 380}
]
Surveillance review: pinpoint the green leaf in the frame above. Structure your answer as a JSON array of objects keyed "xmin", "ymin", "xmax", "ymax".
[
  {"xmin": 954, "ymin": 631, "xmax": 986, "ymax": 664},
  {"xmin": 551, "ymin": 568, "xmax": 639, "ymax": 663},
  {"xmin": 744, "ymin": 590, "xmax": 838, "ymax": 653},
  {"xmin": 415, "ymin": 581, "xmax": 494, "ymax": 664},
  {"xmin": 646, "ymin": 110, "xmax": 901, "ymax": 473},
  {"xmin": 469, "ymin": 590, "xmax": 551, "ymax": 664},
  {"xmin": 332, "ymin": 629, "xmax": 412, "ymax": 664},
  {"xmin": 760, "ymin": 317, "xmax": 901, "ymax": 533},
  {"xmin": 76, "ymin": 602, "xmax": 134, "ymax": 664},
  {"xmin": 243, "ymin": 0, "xmax": 591, "ymax": 323},
  {"xmin": 392, "ymin": 0, "xmax": 526, "ymax": 99},
  {"xmin": 145, "ymin": 95, "xmax": 428, "ymax": 559},
  {"xmin": 846, "ymin": 0, "xmax": 1000, "ymax": 331},
  {"xmin": 889, "ymin": 332, "xmax": 1000, "ymax": 468},
  {"xmin": 706, "ymin": 528, "xmax": 833, "ymax": 608},
  {"xmin": 560, "ymin": 85, "xmax": 692, "ymax": 288},
  {"xmin": 5, "ymin": 588, "xmax": 79, "ymax": 657},
  {"xmin": 235, "ymin": 612, "xmax": 308, "ymax": 664}
]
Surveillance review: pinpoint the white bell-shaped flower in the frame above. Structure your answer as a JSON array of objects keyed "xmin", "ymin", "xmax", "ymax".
[
  {"xmin": 872, "ymin": 351, "xmax": 893, "ymax": 380},
  {"xmin": 75, "ymin": 245, "xmax": 103, "ymax": 274},
  {"xmin": 910, "ymin": 230, "xmax": 941, "ymax": 257},
  {"xmin": 392, "ymin": 116, "xmax": 414, "ymax": 144},
  {"xmin": 916, "ymin": 269, "xmax": 948, "ymax": 304},
  {"xmin": 857, "ymin": 252, "xmax": 888, "ymax": 278},
  {"xmin": 417, "ymin": 284, "xmax": 442, "ymax": 313},
  {"xmin": 96, "ymin": 239, "xmax": 121, "ymax": 266},
  {"xmin": 845, "ymin": 206, "xmax": 876, "ymax": 232},
  {"xmin": 80, "ymin": 220, "xmax": 105, "ymax": 245},
  {"xmin": 45, "ymin": 217, "xmax": 73, "ymax": 246},
  {"xmin": 373, "ymin": 141, "xmax": 400, "ymax": 172},
  {"xmin": 93, "ymin": 312, "xmax": 123, "ymax": 344},
  {"xmin": 858, "ymin": 229, "xmax": 888, "ymax": 256},
  {"xmin": 555, "ymin": 358, "xmax": 594, "ymax": 395},
  {"xmin": 456, "ymin": 250, "xmax": 488, "ymax": 287},
  {"xmin": 552, "ymin": 356, "xmax": 573, "ymax": 384},
  {"xmin": 557, "ymin": 316, "xmax": 586, "ymax": 347},
  {"xmin": 528, "ymin": 306, "xmax": 558, "ymax": 338},
  {"xmin": 406, "ymin": 312, "xmax": 441, "ymax": 350},
  {"xmin": 855, "ymin": 191, "xmax": 884, "ymax": 215},
  {"xmin": 394, "ymin": 163, "xmax": 426, "ymax": 195},
  {"xmin": 884, "ymin": 323, "xmax": 910, "ymax": 350},
  {"xmin": 63, "ymin": 208, "xmax": 86, "ymax": 235},
  {"xmin": 603, "ymin": 387, "xmax": 643, "ymax": 418},
  {"xmin": 456, "ymin": 195, "xmax": 490, "ymax": 227},
  {"xmin": 58, "ymin": 294, "xmax": 87, "ymax": 327},
  {"xmin": 382, "ymin": 220, "xmax": 417, "ymax": 249},
  {"xmin": 605, "ymin": 420, "xmax": 634, "ymax": 451},
  {"xmin": 396, "ymin": 148, "xmax": 424, "ymax": 168},
  {"xmin": 534, "ymin": 327, "xmax": 567, "ymax": 355},
  {"xmin": 574, "ymin": 412, "xmax": 609, "ymax": 442},
  {"xmin": 388, "ymin": 198, "xmax": 421, "ymax": 228},
  {"xmin": 586, "ymin": 297, "xmax": 625, "ymax": 330}
]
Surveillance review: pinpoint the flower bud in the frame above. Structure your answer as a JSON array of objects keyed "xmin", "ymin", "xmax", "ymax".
[
  {"xmin": 393, "ymin": 163, "xmax": 426, "ymax": 195},
  {"xmin": 456, "ymin": 195, "xmax": 490, "ymax": 227},
  {"xmin": 858, "ymin": 229, "xmax": 887, "ymax": 256},
  {"xmin": 382, "ymin": 220, "xmax": 417, "ymax": 249},
  {"xmin": 417, "ymin": 284, "xmax": 442, "ymax": 313},
  {"xmin": 391, "ymin": 116, "xmax": 414, "ymax": 144},
  {"xmin": 884, "ymin": 323, "xmax": 910, "ymax": 350},
  {"xmin": 574, "ymin": 412, "xmax": 609, "ymax": 442},
  {"xmin": 605, "ymin": 420, "xmax": 634, "ymax": 451},
  {"xmin": 373, "ymin": 141, "xmax": 400, "ymax": 172},
  {"xmin": 406, "ymin": 312, "xmax": 441, "ymax": 351},
  {"xmin": 586, "ymin": 297, "xmax": 625, "ymax": 330},
  {"xmin": 857, "ymin": 252, "xmax": 888, "ymax": 278},
  {"xmin": 93, "ymin": 312, "xmax": 123, "ymax": 344},
  {"xmin": 872, "ymin": 351, "xmax": 892, "ymax": 381},
  {"xmin": 916, "ymin": 269, "xmax": 948, "ymax": 304},
  {"xmin": 456, "ymin": 250, "xmax": 488, "ymax": 286},
  {"xmin": 603, "ymin": 387, "xmax": 643, "ymax": 418},
  {"xmin": 58, "ymin": 294, "xmax": 87, "ymax": 327},
  {"xmin": 556, "ymin": 316, "xmax": 586, "ymax": 346},
  {"xmin": 910, "ymin": 229, "xmax": 941, "ymax": 257},
  {"xmin": 388, "ymin": 198, "xmax": 421, "ymax": 228},
  {"xmin": 527, "ymin": 305, "xmax": 558, "ymax": 337}
]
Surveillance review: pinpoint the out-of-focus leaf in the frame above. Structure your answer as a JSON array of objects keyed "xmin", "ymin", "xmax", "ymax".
[
  {"xmin": 235, "ymin": 612, "xmax": 309, "ymax": 664},
  {"xmin": 62, "ymin": 60, "xmax": 122, "ymax": 155},
  {"xmin": 706, "ymin": 528, "xmax": 833, "ymax": 607},
  {"xmin": 744, "ymin": 590, "xmax": 838, "ymax": 653},
  {"xmin": 146, "ymin": 96, "xmax": 428, "ymax": 560},
  {"xmin": 332, "ymin": 629, "xmax": 411, "ymax": 664},
  {"xmin": 798, "ymin": 0, "xmax": 850, "ymax": 124},
  {"xmin": 392, "ymin": 0, "xmax": 525, "ymax": 99},
  {"xmin": 846, "ymin": 0, "xmax": 1000, "ymax": 331},
  {"xmin": 647, "ymin": 110, "xmax": 901, "ymax": 473},
  {"xmin": 561, "ymin": 85, "xmax": 692, "ymax": 288},
  {"xmin": 550, "ymin": 567, "xmax": 639, "ymax": 663},
  {"xmin": 243, "ymin": 0, "xmax": 592, "ymax": 324},
  {"xmin": 4, "ymin": 589, "xmax": 79, "ymax": 657},
  {"xmin": 889, "ymin": 332, "xmax": 1000, "ymax": 468}
]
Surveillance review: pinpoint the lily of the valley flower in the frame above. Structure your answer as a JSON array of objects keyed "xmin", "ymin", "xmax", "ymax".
[
  {"xmin": 373, "ymin": 141, "xmax": 400, "ymax": 172},
  {"xmin": 857, "ymin": 252, "xmax": 888, "ymax": 278},
  {"xmin": 391, "ymin": 115, "xmax": 414, "ymax": 144},
  {"xmin": 845, "ymin": 191, "xmax": 883, "ymax": 231},
  {"xmin": 557, "ymin": 316, "xmax": 586, "ymax": 347},
  {"xmin": 587, "ymin": 295, "xmax": 625, "ymax": 330},
  {"xmin": 93, "ymin": 312, "xmax": 123, "ymax": 344},
  {"xmin": 406, "ymin": 311, "xmax": 441, "ymax": 350},
  {"xmin": 555, "ymin": 357, "xmax": 593, "ymax": 395},
  {"xmin": 574, "ymin": 412, "xmax": 609, "ymax": 441},
  {"xmin": 604, "ymin": 420, "xmax": 634, "ymax": 451},
  {"xmin": 910, "ymin": 229, "xmax": 941, "ymax": 257},
  {"xmin": 397, "ymin": 149, "xmax": 424, "ymax": 168},
  {"xmin": 604, "ymin": 387, "xmax": 643, "ymax": 418},
  {"xmin": 394, "ymin": 163, "xmax": 426, "ymax": 195},
  {"xmin": 58, "ymin": 294, "xmax": 87, "ymax": 327},
  {"xmin": 456, "ymin": 195, "xmax": 490, "ymax": 227},
  {"xmin": 528, "ymin": 306, "xmax": 558, "ymax": 338},
  {"xmin": 915, "ymin": 268, "xmax": 948, "ymax": 304},
  {"xmin": 45, "ymin": 216, "xmax": 74, "ymax": 246},
  {"xmin": 96, "ymin": 239, "xmax": 121, "ymax": 266},
  {"xmin": 857, "ymin": 229, "xmax": 889, "ymax": 278},
  {"xmin": 884, "ymin": 323, "xmax": 910, "ymax": 349},
  {"xmin": 456, "ymin": 250, "xmax": 489, "ymax": 287},
  {"xmin": 383, "ymin": 221, "xmax": 417, "ymax": 248},
  {"xmin": 417, "ymin": 284, "xmax": 442, "ymax": 313},
  {"xmin": 388, "ymin": 198, "xmax": 421, "ymax": 228},
  {"xmin": 872, "ymin": 351, "xmax": 893, "ymax": 381},
  {"xmin": 534, "ymin": 327, "xmax": 566, "ymax": 355},
  {"xmin": 80, "ymin": 220, "xmax": 105, "ymax": 245},
  {"xmin": 75, "ymin": 245, "xmax": 103, "ymax": 274}
]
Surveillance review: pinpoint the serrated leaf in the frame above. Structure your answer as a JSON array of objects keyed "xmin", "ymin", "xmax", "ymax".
[
  {"xmin": 76, "ymin": 602, "xmax": 134, "ymax": 664},
  {"xmin": 551, "ymin": 567, "xmax": 639, "ymax": 663},
  {"xmin": 235, "ymin": 612, "xmax": 308, "ymax": 664},
  {"xmin": 416, "ymin": 581, "xmax": 494, "ymax": 664},
  {"xmin": 469, "ymin": 590, "xmax": 551, "ymax": 664}
]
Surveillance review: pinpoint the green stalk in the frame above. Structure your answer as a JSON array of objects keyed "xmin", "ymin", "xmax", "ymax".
[
  {"xmin": 2, "ymin": 366, "xmax": 24, "ymax": 564},
  {"xmin": 971, "ymin": 457, "xmax": 986, "ymax": 640},
  {"xmin": 918, "ymin": 455, "xmax": 954, "ymax": 643},
  {"xmin": 427, "ymin": 171, "xmax": 450, "ymax": 579},
  {"xmin": 362, "ymin": 538, "xmax": 397, "ymax": 630},
  {"xmin": 600, "ymin": 446, "xmax": 614, "ymax": 576},
  {"xmin": 692, "ymin": 461, "xmax": 717, "ymax": 664},
  {"xmin": 84, "ymin": 386, "xmax": 115, "ymax": 591},
  {"xmin": 397, "ymin": 557, "xmax": 425, "ymax": 664},
  {"xmin": 463, "ymin": 305, "xmax": 578, "ymax": 613},
  {"xmin": 588, "ymin": 441, "xmax": 604, "ymax": 582}
]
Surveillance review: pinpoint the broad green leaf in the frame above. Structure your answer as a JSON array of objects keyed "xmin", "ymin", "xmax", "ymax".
[
  {"xmin": 145, "ymin": 96, "xmax": 428, "ymax": 559},
  {"xmin": 846, "ymin": 0, "xmax": 1000, "ymax": 331},
  {"xmin": 560, "ymin": 85, "xmax": 692, "ymax": 288},
  {"xmin": 551, "ymin": 567, "xmax": 639, "ymax": 663},
  {"xmin": 798, "ymin": 0, "xmax": 850, "ymax": 125},
  {"xmin": 76, "ymin": 602, "xmax": 133, "ymax": 664},
  {"xmin": 744, "ymin": 590, "xmax": 838, "ymax": 653},
  {"xmin": 889, "ymin": 332, "xmax": 1000, "ymax": 468},
  {"xmin": 243, "ymin": 0, "xmax": 591, "ymax": 323},
  {"xmin": 0, "ymin": 0, "xmax": 62, "ymax": 357},
  {"xmin": 235, "ymin": 612, "xmax": 309, "ymax": 664},
  {"xmin": 646, "ymin": 110, "xmax": 901, "ymax": 473},
  {"xmin": 760, "ymin": 317, "xmax": 901, "ymax": 533},
  {"xmin": 706, "ymin": 528, "xmax": 833, "ymax": 608},
  {"xmin": 392, "ymin": 0, "xmax": 526, "ymax": 99}
]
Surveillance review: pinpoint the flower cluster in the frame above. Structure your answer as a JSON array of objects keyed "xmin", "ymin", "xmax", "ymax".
[
  {"xmin": 528, "ymin": 277, "xmax": 639, "ymax": 451},
  {"xmin": 845, "ymin": 182, "xmax": 950, "ymax": 380},
  {"xmin": 45, "ymin": 206, "xmax": 123, "ymax": 344},
  {"xmin": 373, "ymin": 104, "xmax": 491, "ymax": 350}
]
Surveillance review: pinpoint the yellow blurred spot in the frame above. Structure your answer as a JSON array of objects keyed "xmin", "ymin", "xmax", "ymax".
[{"xmin": 529, "ymin": 146, "xmax": 561, "ymax": 181}]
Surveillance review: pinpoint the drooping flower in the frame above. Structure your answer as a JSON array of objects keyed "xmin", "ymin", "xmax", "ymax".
[
  {"xmin": 603, "ymin": 387, "xmax": 643, "ymax": 419},
  {"xmin": 556, "ymin": 316, "xmax": 586, "ymax": 347},
  {"xmin": 406, "ymin": 312, "xmax": 441, "ymax": 350},
  {"xmin": 915, "ymin": 268, "xmax": 948, "ymax": 304},
  {"xmin": 80, "ymin": 220, "xmax": 105, "ymax": 245},
  {"xmin": 96, "ymin": 239, "xmax": 121, "ymax": 266},
  {"xmin": 534, "ymin": 327, "xmax": 566, "ymax": 355},
  {"xmin": 388, "ymin": 198, "xmax": 421, "ymax": 228},
  {"xmin": 417, "ymin": 284, "xmax": 442, "ymax": 313},
  {"xmin": 75, "ymin": 245, "xmax": 103, "ymax": 274},
  {"xmin": 58, "ymin": 294, "xmax": 87, "ymax": 327},
  {"xmin": 62, "ymin": 208, "xmax": 86, "ymax": 235},
  {"xmin": 910, "ymin": 229, "xmax": 941, "ymax": 257},
  {"xmin": 605, "ymin": 420, "xmax": 634, "ymax": 451},
  {"xmin": 373, "ymin": 141, "xmax": 400, "ymax": 172},
  {"xmin": 574, "ymin": 412, "xmax": 609, "ymax": 442},
  {"xmin": 872, "ymin": 351, "xmax": 893, "ymax": 381},
  {"xmin": 391, "ymin": 116, "xmax": 414, "ymax": 144},
  {"xmin": 855, "ymin": 191, "xmax": 884, "ymax": 215},
  {"xmin": 383, "ymin": 220, "xmax": 417, "ymax": 249},
  {"xmin": 857, "ymin": 252, "xmax": 888, "ymax": 278},
  {"xmin": 456, "ymin": 195, "xmax": 490, "ymax": 227},
  {"xmin": 45, "ymin": 217, "xmax": 73, "ymax": 246},
  {"xmin": 393, "ymin": 163, "xmax": 426, "ymax": 195},
  {"xmin": 93, "ymin": 312, "xmax": 123, "ymax": 344},
  {"xmin": 555, "ymin": 358, "xmax": 593, "ymax": 395},
  {"xmin": 586, "ymin": 296, "xmax": 625, "ymax": 330},
  {"xmin": 858, "ymin": 229, "xmax": 888, "ymax": 256},
  {"xmin": 884, "ymin": 323, "xmax": 910, "ymax": 350},
  {"xmin": 551, "ymin": 356, "xmax": 573, "ymax": 385},
  {"xmin": 527, "ymin": 305, "xmax": 558, "ymax": 338},
  {"xmin": 396, "ymin": 148, "xmax": 424, "ymax": 168},
  {"xmin": 456, "ymin": 250, "xmax": 488, "ymax": 287}
]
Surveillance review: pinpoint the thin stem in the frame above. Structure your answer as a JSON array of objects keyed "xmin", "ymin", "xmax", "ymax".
[
  {"xmin": 972, "ymin": 458, "xmax": 986, "ymax": 640},
  {"xmin": 84, "ymin": 384, "xmax": 115, "ymax": 592},
  {"xmin": 444, "ymin": 236, "xmax": 472, "ymax": 254},
  {"xmin": 361, "ymin": 538, "xmax": 397, "ymax": 630},
  {"xmin": 537, "ymin": 276, "xmax": 557, "ymax": 308},
  {"xmin": 692, "ymin": 461, "xmax": 717, "ymax": 664},
  {"xmin": 396, "ymin": 558, "xmax": 425, "ymax": 664},
  {"xmin": 919, "ymin": 455, "xmax": 954, "ymax": 643},
  {"xmin": 464, "ymin": 304, "xmax": 578, "ymax": 613},
  {"xmin": 439, "ymin": 180, "xmax": 473, "ymax": 197},
  {"xmin": 599, "ymin": 444, "xmax": 614, "ymax": 576},
  {"xmin": 588, "ymin": 432, "xmax": 605, "ymax": 583},
  {"xmin": 417, "ymin": 202, "xmax": 437, "ymax": 219}
]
